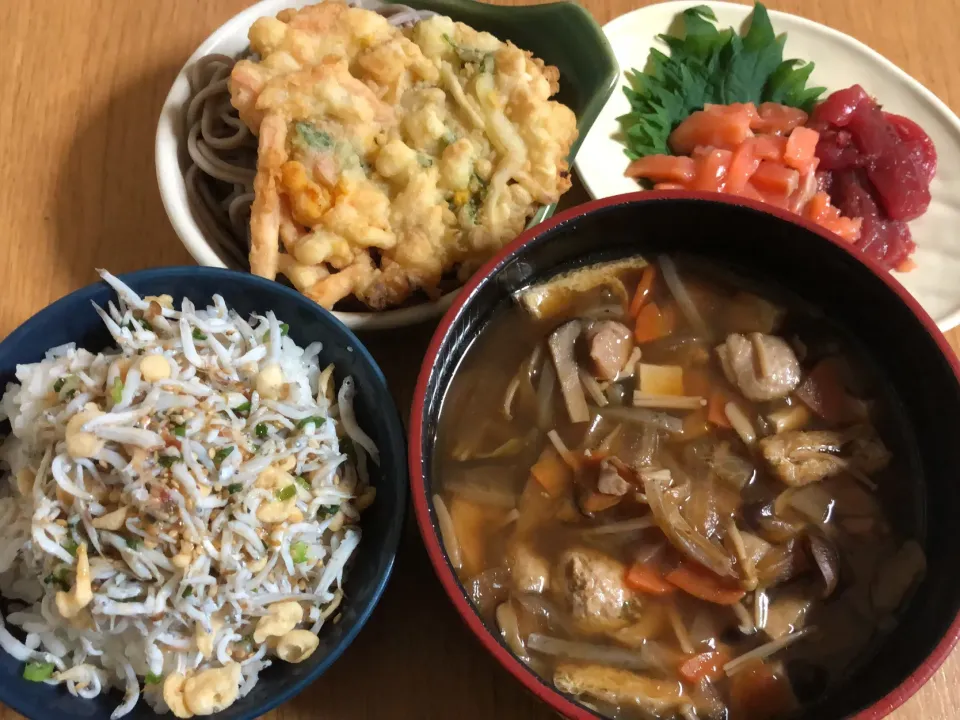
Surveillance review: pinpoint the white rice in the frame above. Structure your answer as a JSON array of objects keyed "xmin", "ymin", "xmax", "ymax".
[{"xmin": 0, "ymin": 270, "xmax": 376, "ymax": 716}]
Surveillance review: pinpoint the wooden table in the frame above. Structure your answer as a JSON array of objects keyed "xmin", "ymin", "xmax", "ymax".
[{"xmin": 0, "ymin": 0, "xmax": 957, "ymax": 718}]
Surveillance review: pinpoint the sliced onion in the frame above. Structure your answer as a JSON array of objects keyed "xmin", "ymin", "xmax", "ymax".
[
  {"xmin": 433, "ymin": 495, "xmax": 461, "ymax": 571},
  {"xmin": 580, "ymin": 516, "xmax": 657, "ymax": 536},
  {"xmin": 666, "ymin": 604, "xmax": 694, "ymax": 654},
  {"xmin": 597, "ymin": 406, "xmax": 683, "ymax": 433},
  {"xmin": 547, "ymin": 430, "xmax": 576, "ymax": 469},
  {"xmin": 580, "ymin": 369, "xmax": 609, "ymax": 407},
  {"xmin": 446, "ymin": 479, "xmax": 517, "ymax": 509},
  {"xmin": 689, "ymin": 611, "xmax": 718, "ymax": 649},
  {"xmin": 502, "ymin": 374, "xmax": 521, "ymax": 420},
  {"xmin": 724, "ymin": 402, "xmax": 756, "ymax": 445},
  {"xmin": 596, "ymin": 424, "xmax": 622, "ymax": 454},
  {"xmin": 808, "ymin": 531, "xmax": 840, "ymax": 598},
  {"xmin": 725, "ymin": 519, "xmax": 757, "ymax": 589},
  {"xmin": 787, "ymin": 484, "xmax": 835, "ymax": 524},
  {"xmin": 658, "ymin": 255, "xmax": 709, "ymax": 338},
  {"xmin": 496, "ymin": 603, "xmax": 528, "ymax": 660},
  {"xmin": 732, "ymin": 601, "xmax": 756, "ymax": 635},
  {"xmin": 710, "ymin": 446, "xmax": 755, "ymax": 490},
  {"xmin": 537, "ymin": 354, "xmax": 557, "ymax": 429},
  {"xmin": 723, "ymin": 627, "xmax": 814, "ymax": 675},
  {"xmin": 527, "ymin": 633, "xmax": 653, "ymax": 671},
  {"xmin": 514, "ymin": 593, "xmax": 576, "ymax": 636},
  {"xmin": 645, "ymin": 477, "xmax": 735, "ymax": 578},
  {"xmin": 468, "ymin": 567, "xmax": 510, "ymax": 616}
]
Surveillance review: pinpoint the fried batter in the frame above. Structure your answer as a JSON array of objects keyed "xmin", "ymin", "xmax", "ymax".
[{"xmin": 229, "ymin": 1, "xmax": 577, "ymax": 309}]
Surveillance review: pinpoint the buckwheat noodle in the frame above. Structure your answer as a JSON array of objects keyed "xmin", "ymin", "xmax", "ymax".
[{"xmin": 183, "ymin": 2, "xmax": 434, "ymax": 268}]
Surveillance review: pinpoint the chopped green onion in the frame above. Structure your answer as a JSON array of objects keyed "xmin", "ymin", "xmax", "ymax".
[
  {"xmin": 126, "ymin": 536, "xmax": 142, "ymax": 550},
  {"xmin": 227, "ymin": 483, "xmax": 243, "ymax": 494},
  {"xmin": 295, "ymin": 475, "xmax": 311, "ymax": 491},
  {"xmin": 144, "ymin": 672, "xmax": 162, "ymax": 685},
  {"xmin": 111, "ymin": 377, "xmax": 124, "ymax": 404},
  {"xmin": 62, "ymin": 539, "xmax": 78, "ymax": 556},
  {"xmin": 192, "ymin": 329, "xmax": 207, "ymax": 341},
  {"xmin": 276, "ymin": 485, "xmax": 296, "ymax": 502},
  {"xmin": 173, "ymin": 424, "xmax": 186, "ymax": 438},
  {"xmin": 255, "ymin": 423, "xmax": 268, "ymax": 438},
  {"xmin": 44, "ymin": 568, "xmax": 70, "ymax": 591},
  {"xmin": 52, "ymin": 378, "xmax": 66, "ymax": 393},
  {"xmin": 23, "ymin": 662, "xmax": 55, "ymax": 682},
  {"xmin": 319, "ymin": 504, "xmax": 340, "ymax": 517},
  {"xmin": 297, "ymin": 416, "xmax": 325, "ymax": 430},
  {"xmin": 214, "ymin": 446, "xmax": 234, "ymax": 465},
  {"xmin": 291, "ymin": 541, "xmax": 309, "ymax": 564},
  {"xmin": 139, "ymin": 318, "xmax": 153, "ymax": 331},
  {"xmin": 157, "ymin": 455, "xmax": 181, "ymax": 468},
  {"xmin": 233, "ymin": 401, "xmax": 251, "ymax": 416},
  {"xmin": 182, "ymin": 587, "xmax": 193, "ymax": 598},
  {"xmin": 261, "ymin": 323, "xmax": 290, "ymax": 342}
]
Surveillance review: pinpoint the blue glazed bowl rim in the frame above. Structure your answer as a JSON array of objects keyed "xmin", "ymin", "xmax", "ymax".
[{"xmin": 0, "ymin": 265, "xmax": 407, "ymax": 720}]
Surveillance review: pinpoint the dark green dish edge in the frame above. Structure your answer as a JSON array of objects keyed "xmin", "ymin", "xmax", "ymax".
[{"xmin": 407, "ymin": 0, "xmax": 620, "ymax": 225}]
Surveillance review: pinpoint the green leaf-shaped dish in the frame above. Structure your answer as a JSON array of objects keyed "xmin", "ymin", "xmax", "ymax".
[{"xmin": 407, "ymin": 0, "xmax": 620, "ymax": 225}]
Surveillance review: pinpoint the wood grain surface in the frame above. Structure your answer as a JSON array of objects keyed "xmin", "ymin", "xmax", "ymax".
[{"xmin": 0, "ymin": 1, "xmax": 957, "ymax": 718}]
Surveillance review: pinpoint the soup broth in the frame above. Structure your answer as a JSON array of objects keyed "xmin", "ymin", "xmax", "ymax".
[{"xmin": 434, "ymin": 256, "xmax": 926, "ymax": 720}]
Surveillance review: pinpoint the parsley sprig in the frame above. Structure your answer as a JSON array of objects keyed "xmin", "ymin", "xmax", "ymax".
[{"xmin": 618, "ymin": 3, "xmax": 825, "ymax": 159}]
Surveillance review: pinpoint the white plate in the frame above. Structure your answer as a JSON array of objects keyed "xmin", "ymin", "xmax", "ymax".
[
  {"xmin": 155, "ymin": 0, "xmax": 454, "ymax": 331},
  {"xmin": 575, "ymin": 0, "xmax": 960, "ymax": 331},
  {"xmin": 155, "ymin": 0, "xmax": 554, "ymax": 332}
]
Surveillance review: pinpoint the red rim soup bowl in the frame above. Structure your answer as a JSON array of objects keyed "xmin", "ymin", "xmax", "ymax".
[{"xmin": 409, "ymin": 191, "xmax": 960, "ymax": 719}]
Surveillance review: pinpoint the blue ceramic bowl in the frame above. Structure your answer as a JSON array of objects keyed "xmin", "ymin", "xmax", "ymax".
[{"xmin": 0, "ymin": 267, "xmax": 407, "ymax": 720}]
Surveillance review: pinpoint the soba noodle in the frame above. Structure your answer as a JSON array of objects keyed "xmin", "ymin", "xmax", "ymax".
[{"xmin": 182, "ymin": 2, "xmax": 434, "ymax": 269}]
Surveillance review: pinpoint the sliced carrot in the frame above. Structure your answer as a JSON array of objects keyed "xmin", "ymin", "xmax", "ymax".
[
  {"xmin": 669, "ymin": 109, "xmax": 753, "ymax": 155},
  {"xmin": 678, "ymin": 647, "xmax": 733, "ymax": 683},
  {"xmin": 750, "ymin": 161, "xmax": 799, "ymax": 197},
  {"xmin": 897, "ymin": 257, "xmax": 918, "ymax": 272},
  {"xmin": 516, "ymin": 475, "xmax": 559, "ymax": 536},
  {"xmin": 692, "ymin": 148, "xmax": 733, "ymax": 192},
  {"xmin": 752, "ymin": 102, "xmax": 809, "ymax": 135},
  {"xmin": 529, "ymin": 446, "xmax": 574, "ymax": 498},
  {"xmin": 783, "ymin": 126, "xmax": 820, "ymax": 174},
  {"xmin": 625, "ymin": 562, "xmax": 676, "ymax": 595},
  {"xmin": 660, "ymin": 303, "xmax": 677, "ymax": 335},
  {"xmin": 746, "ymin": 135, "xmax": 788, "ymax": 162},
  {"xmin": 725, "ymin": 141, "xmax": 761, "ymax": 195},
  {"xmin": 728, "ymin": 659, "xmax": 798, "ymax": 720},
  {"xmin": 707, "ymin": 389, "xmax": 733, "ymax": 428},
  {"xmin": 665, "ymin": 563, "xmax": 746, "ymax": 605},
  {"xmin": 634, "ymin": 301, "xmax": 674, "ymax": 343},
  {"xmin": 795, "ymin": 357, "xmax": 850, "ymax": 424},
  {"xmin": 625, "ymin": 154, "xmax": 697, "ymax": 183},
  {"xmin": 629, "ymin": 265, "xmax": 657, "ymax": 318}
]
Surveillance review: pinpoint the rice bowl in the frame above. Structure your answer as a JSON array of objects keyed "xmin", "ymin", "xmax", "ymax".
[{"xmin": 0, "ymin": 270, "xmax": 378, "ymax": 718}]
